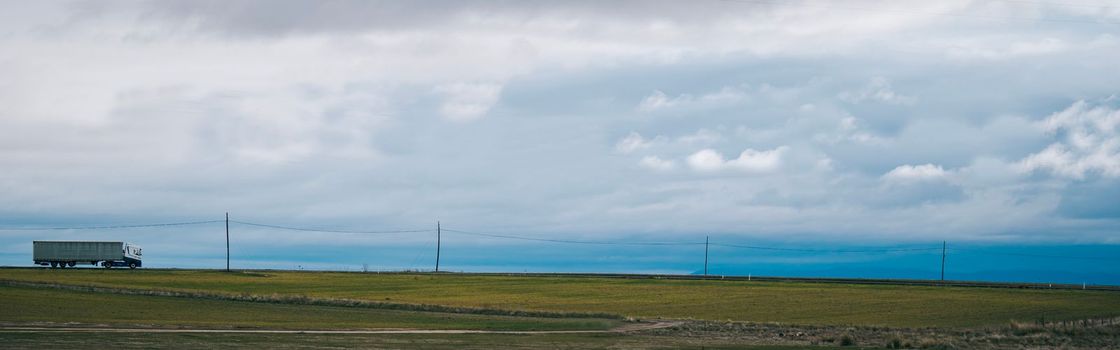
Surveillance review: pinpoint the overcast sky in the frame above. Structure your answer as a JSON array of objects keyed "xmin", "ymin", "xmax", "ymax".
[{"xmin": 1, "ymin": 0, "xmax": 1119, "ymax": 260}]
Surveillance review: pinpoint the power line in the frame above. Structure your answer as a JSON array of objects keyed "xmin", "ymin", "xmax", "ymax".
[
  {"xmin": 993, "ymin": 0, "xmax": 1119, "ymax": 11},
  {"xmin": 950, "ymin": 247, "xmax": 1120, "ymax": 262},
  {"xmin": 6, "ymin": 217, "xmax": 1116, "ymax": 265},
  {"xmin": 711, "ymin": 243, "xmax": 944, "ymax": 253},
  {"xmin": 442, "ymin": 228, "xmax": 705, "ymax": 246},
  {"xmin": 229, "ymin": 220, "xmax": 433, "ymax": 234},
  {"xmin": 0, "ymin": 220, "xmax": 224, "ymax": 231},
  {"xmin": 712, "ymin": 0, "xmax": 1120, "ymax": 25},
  {"xmin": 443, "ymin": 228, "xmax": 943, "ymax": 253},
  {"xmin": 407, "ymin": 227, "xmax": 437, "ymax": 271}
]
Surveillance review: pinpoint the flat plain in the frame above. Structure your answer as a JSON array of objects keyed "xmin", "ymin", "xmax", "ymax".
[
  {"xmin": 2, "ymin": 268, "xmax": 1119, "ymax": 328},
  {"xmin": 4, "ymin": 268, "xmax": 1120, "ymax": 349},
  {"xmin": 0, "ymin": 331, "xmax": 844, "ymax": 350},
  {"xmin": 0, "ymin": 284, "xmax": 620, "ymax": 331}
]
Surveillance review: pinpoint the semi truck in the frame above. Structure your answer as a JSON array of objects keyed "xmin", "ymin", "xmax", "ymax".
[{"xmin": 33, "ymin": 241, "xmax": 142, "ymax": 269}]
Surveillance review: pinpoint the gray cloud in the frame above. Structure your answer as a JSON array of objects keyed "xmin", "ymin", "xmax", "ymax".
[{"xmin": 0, "ymin": 0, "xmax": 1118, "ymax": 257}]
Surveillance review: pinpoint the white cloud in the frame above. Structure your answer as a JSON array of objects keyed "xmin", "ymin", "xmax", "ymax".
[
  {"xmin": 686, "ymin": 147, "xmax": 787, "ymax": 173},
  {"xmin": 882, "ymin": 164, "xmax": 949, "ymax": 182},
  {"xmin": 1019, "ymin": 100, "xmax": 1120, "ymax": 179},
  {"xmin": 686, "ymin": 149, "xmax": 725, "ymax": 171},
  {"xmin": 697, "ymin": 85, "xmax": 748, "ymax": 104},
  {"xmin": 943, "ymin": 37, "xmax": 1070, "ymax": 61},
  {"xmin": 637, "ymin": 90, "xmax": 690, "ymax": 112},
  {"xmin": 838, "ymin": 77, "xmax": 915, "ymax": 105},
  {"xmin": 728, "ymin": 147, "xmax": 787, "ymax": 172},
  {"xmin": 435, "ymin": 82, "xmax": 503, "ymax": 121},
  {"xmin": 636, "ymin": 85, "xmax": 747, "ymax": 112},
  {"xmin": 676, "ymin": 129, "xmax": 722, "ymax": 145},
  {"xmin": 842, "ymin": 116, "xmax": 882, "ymax": 144},
  {"xmin": 1, "ymin": 0, "xmax": 1119, "ymax": 248},
  {"xmin": 817, "ymin": 116, "xmax": 885, "ymax": 145},
  {"xmin": 639, "ymin": 155, "xmax": 675, "ymax": 171},
  {"xmin": 615, "ymin": 132, "xmax": 652, "ymax": 154}
]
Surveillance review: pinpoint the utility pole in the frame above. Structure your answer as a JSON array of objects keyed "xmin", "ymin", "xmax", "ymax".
[
  {"xmin": 226, "ymin": 212, "xmax": 230, "ymax": 272},
  {"xmin": 435, "ymin": 221, "xmax": 441, "ymax": 272},
  {"xmin": 704, "ymin": 235, "xmax": 709, "ymax": 276},
  {"xmin": 940, "ymin": 241, "xmax": 946, "ymax": 281}
]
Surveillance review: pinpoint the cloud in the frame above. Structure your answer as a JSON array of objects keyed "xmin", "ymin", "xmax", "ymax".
[
  {"xmin": 676, "ymin": 129, "xmax": 723, "ymax": 145},
  {"xmin": 637, "ymin": 90, "xmax": 688, "ymax": 112},
  {"xmin": 639, "ymin": 156, "xmax": 675, "ymax": 171},
  {"xmin": 686, "ymin": 149, "xmax": 725, "ymax": 171},
  {"xmin": 686, "ymin": 147, "xmax": 787, "ymax": 173},
  {"xmin": 815, "ymin": 116, "xmax": 886, "ymax": 145},
  {"xmin": 1019, "ymin": 100, "xmax": 1120, "ymax": 179},
  {"xmin": 615, "ymin": 129, "xmax": 720, "ymax": 155},
  {"xmin": 636, "ymin": 85, "xmax": 748, "ymax": 112},
  {"xmin": 615, "ymin": 132, "xmax": 652, "ymax": 154},
  {"xmin": 882, "ymin": 164, "xmax": 949, "ymax": 182},
  {"xmin": 838, "ymin": 77, "xmax": 915, "ymax": 105},
  {"xmin": 943, "ymin": 37, "xmax": 1070, "ymax": 61},
  {"xmin": 435, "ymin": 82, "xmax": 504, "ymax": 121},
  {"xmin": 1, "ymin": 0, "xmax": 1120, "ymax": 257}
]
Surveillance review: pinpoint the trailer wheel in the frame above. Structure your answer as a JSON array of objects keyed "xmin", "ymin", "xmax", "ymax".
[
  {"xmin": 50, "ymin": 262, "xmax": 58, "ymax": 268},
  {"xmin": 128, "ymin": 263, "xmax": 137, "ymax": 269},
  {"xmin": 68, "ymin": 261, "xmax": 76, "ymax": 267}
]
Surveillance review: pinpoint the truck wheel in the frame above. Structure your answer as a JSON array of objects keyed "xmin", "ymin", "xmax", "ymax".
[
  {"xmin": 68, "ymin": 261, "xmax": 76, "ymax": 267},
  {"xmin": 103, "ymin": 262, "xmax": 112, "ymax": 269},
  {"xmin": 128, "ymin": 263, "xmax": 137, "ymax": 269}
]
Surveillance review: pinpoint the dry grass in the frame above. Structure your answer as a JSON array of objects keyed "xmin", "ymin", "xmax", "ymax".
[
  {"xmin": 643, "ymin": 317, "xmax": 1120, "ymax": 349},
  {"xmin": 0, "ymin": 280, "xmax": 620, "ymax": 320},
  {"xmin": 0, "ymin": 283, "xmax": 621, "ymax": 331},
  {"xmin": 2, "ymin": 268, "xmax": 1119, "ymax": 328}
]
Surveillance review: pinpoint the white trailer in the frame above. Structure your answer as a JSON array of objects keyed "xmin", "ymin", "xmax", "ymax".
[{"xmin": 33, "ymin": 241, "xmax": 142, "ymax": 269}]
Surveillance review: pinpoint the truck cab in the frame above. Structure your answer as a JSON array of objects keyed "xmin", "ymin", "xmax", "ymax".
[{"xmin": 122, "ymin": 243, "xmax": 142, "ymax": 268}]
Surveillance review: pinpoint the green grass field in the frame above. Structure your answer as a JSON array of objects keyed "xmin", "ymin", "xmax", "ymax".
[
  {"xmin": 0, "ymin": 284, "xmax": 619, "ymax": 331},
  {"xmin": 2, "ymin": 268, "xmax": 1118, "ymax": 328}
]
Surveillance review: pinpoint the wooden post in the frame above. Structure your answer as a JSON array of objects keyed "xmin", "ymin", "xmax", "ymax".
[
  {"xmin": 226, "ymin": 212, "xmax": 230, "ymax": 272},
  {"xmin": 435, "ymin": 221, "xmax": 441, "ymax": 272},
  {"xmin": 940, "ymin": 241, "xmax": 946, "ymax": 281},
  {"xmin": 704, "ymin": 235, "xmax": 709, "ymax": 276}
]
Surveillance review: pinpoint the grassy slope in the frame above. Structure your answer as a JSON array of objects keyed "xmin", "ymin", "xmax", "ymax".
[
  {"xmin": 3, "ymin": 268, "xmax": 1119, "ymax": 328},
  {"xmin": 0, "ymin": 284, "xmax": 619, "ymax": 331}
]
